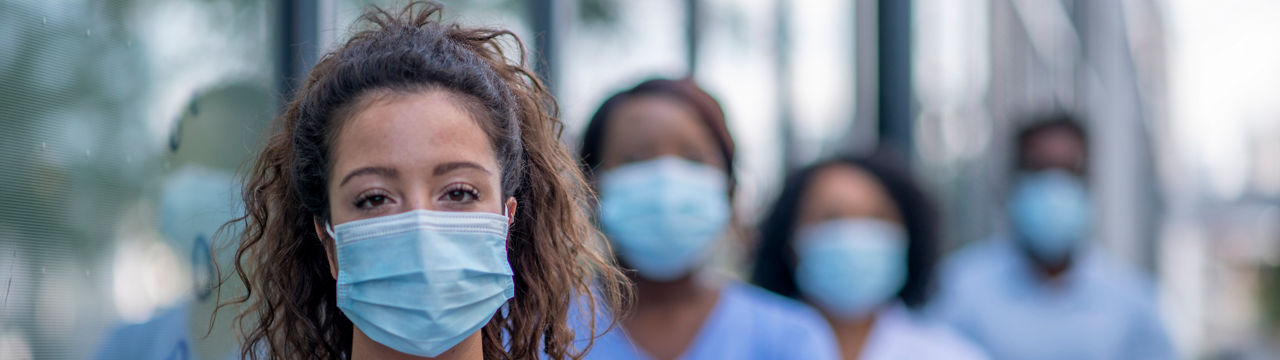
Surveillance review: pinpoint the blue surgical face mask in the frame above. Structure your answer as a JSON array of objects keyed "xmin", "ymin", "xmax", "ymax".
[
  {"xmin": 326, "ymin": 209, "xmax": 514, "ymax": 357},
  {"xmin": 598, "ymin": 156, "xmax": 731, "ymax": 281},
  {"xmin": 1009, "ymin": 169, "xmax": 1092, "ymax": 262},
  {"xmin": 794, "ymin": 218, "xmax": 907, "ymax": 320}
]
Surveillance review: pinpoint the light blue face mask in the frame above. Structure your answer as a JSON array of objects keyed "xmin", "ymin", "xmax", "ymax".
[
  {"xmin": 1009, "ymin": 169, "xmax": 1093, "ymax": 262},
  {"xmin": 598, "ymin": 156, "xmax": 731, "ymax": 281},
  {"xmin": 794, "ymin": 218, "xmax": 907, "ymax": 320},
  {"xmin": 326, "ymin": 209, "xmax": 514, "ymax": 357}
]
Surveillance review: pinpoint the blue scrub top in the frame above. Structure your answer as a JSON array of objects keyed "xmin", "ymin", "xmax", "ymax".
[
  {"xmin": 860, "ymin": 302, "xmax": 989, "ymax": 360},
  {"xmin": 571, "ymin": 281, "xmax": 839, "ymax": 360},
  {"xmin": 93, "ymin": 303, "xmax": 196, "ymax": 360},
  {"xmin": 929, "ymin": 239, "xmax": 1177, "ymax": 360}
]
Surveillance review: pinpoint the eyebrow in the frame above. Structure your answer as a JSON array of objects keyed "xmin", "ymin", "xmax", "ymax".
[
  {"xmin": 433, "ymin": 161, "xmax": 492, "ymax": 176},
  {"xmin": 339, "ymin": 166, "xmax": 398, "ymax": 186}
]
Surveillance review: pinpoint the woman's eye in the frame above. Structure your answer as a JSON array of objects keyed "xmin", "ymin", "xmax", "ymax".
[
  {"xmin": 355, "ymin": 194, "xmax": 390, "ymax": 209},
  {"xmin": 683, "ymin": 153, "xmax": 707, "ymax": 165},
  {"xmin": 622, "ymin": 151, "xmax": 649, "ymax": 164},
  {"xmin": 441, "ymin": 185, "xmax": 480, "ymax": 203},
  {"xmin": 446, "ymin": 190, "xmax": 469, "ymax": 202},
  {"xmin": 681, "ymin": 149, "xmax": 705, "ymax": 163}
]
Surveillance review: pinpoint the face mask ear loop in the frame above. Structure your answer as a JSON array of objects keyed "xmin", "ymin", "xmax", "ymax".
[{"xmin": 324, "ymin": 221, "xmax": 337, "ymax": 241}]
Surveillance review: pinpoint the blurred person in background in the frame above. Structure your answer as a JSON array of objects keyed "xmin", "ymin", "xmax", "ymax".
[
  {"xmin": 574, "ymin": 78, "xmax": 839, "ymax": 360},
  {"xmin": 929, "ymin": 114, "xmax": 1176, "ymax": 360},
  {"xmin": 751, "ymin": 153, "xmax": 987, "ymax": 360},
  {"xmin": 214, "ymin": 2, "xmax": 629, "ymax": 359}
]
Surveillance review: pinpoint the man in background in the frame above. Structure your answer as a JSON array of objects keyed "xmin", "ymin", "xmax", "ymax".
[{"xmin": 930, "ymin": 114, "xmax": 1176, "ymax": 360}]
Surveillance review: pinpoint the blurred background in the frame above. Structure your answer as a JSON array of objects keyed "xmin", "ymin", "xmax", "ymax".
[{"xmin": 0, "ymin": 0, "xmax": 1278, "ymax": 358}]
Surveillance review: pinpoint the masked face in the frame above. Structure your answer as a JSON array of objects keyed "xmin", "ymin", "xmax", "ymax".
[
  {"xmin": 598, "ymin": 156, "xmax": 731, "ymax": 281},
  {"xmin": 327, "ymin": 210, "xmax": 513, "ymax": 357},
  {"xmin": 322, "ymin": 90, "xmax": 516, "ymax": 356},
  {"xmin": 1009, "ymin": 169, "xmax": 1093, "ymax": 262},
  {"xmin": 790, "ymin": 163, "xmax": 908, "ymax": 319},
  {"xmin": 794, "ymin": 218, "xmax": 907, "ymax": 319}
]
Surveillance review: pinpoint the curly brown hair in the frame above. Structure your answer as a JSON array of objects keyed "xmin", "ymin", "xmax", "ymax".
[{"xmin": 213, "ymin": 2, "xmax": 629, "ymax": 359}]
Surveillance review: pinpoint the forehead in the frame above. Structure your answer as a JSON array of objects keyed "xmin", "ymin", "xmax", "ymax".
[
  {"xmin": 330, "ymin": 89, "xmax": 499, "ymax": 174},
  {"xmin": 1025, "ymin": 127, "xmax": 1083, "ymax": 150},
  {"xmin": 805, "ymin": 164, "xmax": 891, "ymax": 207},
  {"xmin": 608, "ymin": 95, "xmax": 704, "ymax": 134},
  {"xmin": 1021, "ymin": 126, "xmax": 1086, "ymax": 170},
  {"xmin": 601, "ymin": 95, "xmax": 722, "ymax": 158}
]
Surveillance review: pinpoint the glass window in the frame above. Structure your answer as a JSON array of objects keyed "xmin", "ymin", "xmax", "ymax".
[
  {"xmin": 785, "ymin": 0, "xmax": 857, "ymax": 164},
  {"xmin": 0, "ymin": 0, "xmax": 277, "ymax": 358},
  {"xmin": 558, "ymin": 0, "xmax": 689, "ymax": 136},
  {"xmin": 696, "ymin": 0, "xmax": 781, "ymax": 220}
]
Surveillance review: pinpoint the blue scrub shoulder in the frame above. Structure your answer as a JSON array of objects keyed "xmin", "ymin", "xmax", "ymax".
[
  {"xmin": 566, "ymin": 281, "xmax": 840, "ymax": 360},
  {"xmin": 699, "ymin": 282, "xmax": 841, "ymax": 360},
  {"xmin": 929, "ymin": 238, "xmax": 1175, "ymax": 360}
]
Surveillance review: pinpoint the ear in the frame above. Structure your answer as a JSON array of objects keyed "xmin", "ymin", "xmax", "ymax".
[
  {"xmin": 504, "ymin": 197, "xmax": 518, "ymax": 226},
  {"xmin": 313, "ymin": 218, "xmax": 340, "ymax": 279}
]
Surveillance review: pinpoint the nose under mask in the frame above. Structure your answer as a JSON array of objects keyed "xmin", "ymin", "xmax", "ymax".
[
  {"xmin": 597, "ymin": 156, "xmax": 731, "ymax": 282},
  {"xmin": 327, "ymin": 209, "xmax": 514, "ymax": 357},
  {"xmin": 793, "ymin": 218, "xmax": 908, "ymax": 320},
  {"xmin": 1009, "ymin": 169, "xmax": 1093, "ymax": 262}
]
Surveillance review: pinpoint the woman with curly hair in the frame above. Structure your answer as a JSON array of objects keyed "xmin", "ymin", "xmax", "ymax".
[
  {"xmin": 751, "ymin": 153, "xmax": 986, "ymax": 359},
  {"xmin": 215, "ymin": 2, "xmax": 629, "ymax": 359}
]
